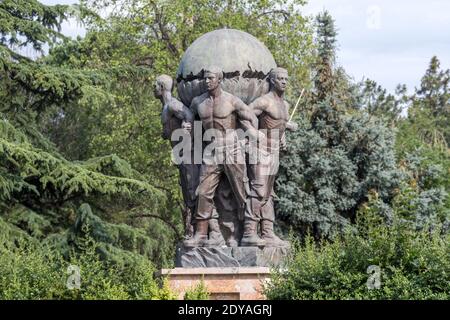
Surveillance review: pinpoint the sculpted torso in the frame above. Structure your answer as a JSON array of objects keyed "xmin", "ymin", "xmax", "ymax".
[
  {"xmin": 251, "ymin": 92, "xmax": 289, "ymax": 140},
  {"xmin": 193, "ymin": 91, "xmax": 239, "ymax": 132}
]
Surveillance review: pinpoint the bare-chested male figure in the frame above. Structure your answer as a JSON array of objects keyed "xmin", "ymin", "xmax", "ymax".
[
  {"xmin": 247, "ymin": 67, "xmax": 298, "ymax": 247},
  {"xmin": 184, "ymin": 66, "xmax": 265, "ymax": 247},
  {"xmin": 155, "ymin": 74, "xmax": 198, "ymax": 238}
]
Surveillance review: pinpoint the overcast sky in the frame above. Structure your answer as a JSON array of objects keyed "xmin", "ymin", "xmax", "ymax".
[{"xmin": 41, "ymin": 0, "xmax": 450, "ymax": 94}]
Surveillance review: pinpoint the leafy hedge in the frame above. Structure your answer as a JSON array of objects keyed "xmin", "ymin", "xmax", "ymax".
[
  {"xmin": 265, "ymin": 207, "xmax": 449, "ymax": 300},
  {"xmin": 0, "ymin": 218, "xmax": 175, "ymax": 300}
]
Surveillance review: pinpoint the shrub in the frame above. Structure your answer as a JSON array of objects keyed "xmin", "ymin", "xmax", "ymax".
[
  {"xmin": 0, "ymin": 221, "xmax": 176, "ymax": 300},
  {"xmin": 265, "ymin": 206, "xmax": 449, "ymax": 300},
  {"xmin": 184, "ymin": 280, "xmax": 210, "ymax": 300}
]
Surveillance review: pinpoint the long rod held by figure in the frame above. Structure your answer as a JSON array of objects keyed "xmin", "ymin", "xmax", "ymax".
[{"xmin": 289, "ymin": 88, "xmax": 305, "ymax": 122}]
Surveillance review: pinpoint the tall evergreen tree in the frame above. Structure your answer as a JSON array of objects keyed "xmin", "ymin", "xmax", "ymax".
[
  {"xmin": 354, "ymin": 79, "xmax": 405, "ymax": 124},
  {"xmin": 313, "ymin": 11, "xmax": 337, "ymax": 103},
  {"xmin": 416, "ymin": 56, "xmax": 450, "ymax": 116},
  {"xmin": 410, "ymin": 56, "xmax": 450, "ymax": 146}
]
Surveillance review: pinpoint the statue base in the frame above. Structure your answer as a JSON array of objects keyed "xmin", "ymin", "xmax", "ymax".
[
  {"xmin": 160, "ymin": 267, "xmax": 271, "ymax": 300},
  {"xmin": 175, "ymin": 245, "xmax": 289, "ymax": 268}
]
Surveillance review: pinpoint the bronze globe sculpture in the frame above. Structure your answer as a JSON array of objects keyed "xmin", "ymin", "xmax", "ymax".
[{"xmin": 176, "ymin": 28, "xmax": 277, "ymax": 106}]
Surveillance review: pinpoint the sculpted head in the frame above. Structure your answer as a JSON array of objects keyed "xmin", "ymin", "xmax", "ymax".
[
  {"xmin": 269, "ymin": 67, "xmax": 288, "ymax": 93},
  {"xmin": 203, "ymin": 66, "xmax": 223, "ymax": 92},
  {"xmin": 154, "ymin": 74, "xmax": 173, "ymax": 98}
]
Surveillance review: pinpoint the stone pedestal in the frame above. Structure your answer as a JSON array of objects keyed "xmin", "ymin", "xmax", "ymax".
[
  {"xmin": 160, "ymin": 267, "xmax": 271, "ymax": 300},
  {"xmin": 176, "ymin": 245, "xmax": 289, "ymax": 268}
]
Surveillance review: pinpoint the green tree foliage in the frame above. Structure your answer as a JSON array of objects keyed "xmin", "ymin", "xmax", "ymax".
[
  {"xmin": 313, "ymin": 10, "xmax": 337, "ymax": 101},
  {"xmin": 0, "ymin": 0, "xmax": 173, "ymax": 280},
  {"xmin": 393, "ymin": 57, "xmax": 450, "ymax": 231},
  {"xmin": 276, "ymin": 11, "xmax": 400, "ymax": 238},
  {"xmin": 406, "ymin": 56, "xmax": 450, "ymax": 148},
  {"xmin": 81, "ymin": 0, "xmax": 313, "ymax": 87},
  {"xmin": 271, "ymin": 15, "xmax": 449, "ymax": 300},
  {"xmin": 69, "ymin": 203, "xmax": 177, "ymax": 267},
  {"xmin": 353, "ymin": 79, "xmax": 407, "ymax": 124},
  {"xmin": 1, "ymin": 0, "xmax": 68, "ymax": 52},
  {"xmin": 362, "ymin": 64, "xmax": 450, "ymax": 235},
  {"xmin": 414, "ymin": 56, "xmax": 450, "ymax": 145}
]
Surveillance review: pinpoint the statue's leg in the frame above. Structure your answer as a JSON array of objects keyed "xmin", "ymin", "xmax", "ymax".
[
  {"xmin": 259, "ymin": 153, "xmax": 289, "ymax": 247},
  {"xmin": 179, "ymin": 163, "xmax": 199, "ymax": 238},
  {"xmin": 242, "ymin": 147, "xmax": 277, "ymax": 247},
  {"xmin": 196, "ymin": 164, "xmax": 222, "ymax": 218},
  {"xmin": 180, "ymin": 163, "xmax": 200, "ymax": 207},
  {"xmin": 214, "ymin": 178, "xmax": 240, "ymax": 247},
  {"xmin": 222, "ymin": 145, "xmax": 248, "ymax": 205},
  {"xmin": 222, "ymin": 143, "xmax": 264, "ymax": 247},
  {"xmin": 204, "ymin": 209, "xmax": 226, "ymax": 247},
  {"xmin": 188, "ymin": 163, "xmax": 201, "ymax": 235},
  {"xmin": 260, "ymin": 196, "xmax": 289, "ymax": 248},
  {"xmin": 219, "ymin": 209, "xmax": 240, "ymax": 247},
  {"xmin": 247, "ymin": 162, "xmax": 266, "ymax": 222},
  {"xmin": 229, "ymin": 160, "xmax": 264, "ymax": 247},
  {"xmin": 183, "ymin": 164, "xmax": 222, "ymax": 248}
]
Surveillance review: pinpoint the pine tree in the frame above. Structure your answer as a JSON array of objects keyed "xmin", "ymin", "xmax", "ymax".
[
  {"xmin": 411, "ymin": 56, "xmax": 450, "ymax": 146},
  {"xmin": 313, "ymin": 11, "xmax": 337, "ymax": 103},
  {"xmin": 416, "ymin": 56, "xmax": 450, "ymax": 116},
  {"xmin": 354, "ymin": 79, "xmax": 405, "ymax": 124}
]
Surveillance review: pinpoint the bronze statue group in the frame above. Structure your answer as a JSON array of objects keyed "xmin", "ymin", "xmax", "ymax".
[{"xmin": 155, "ymin": 66, "xmax": 297, "ymax": 249}]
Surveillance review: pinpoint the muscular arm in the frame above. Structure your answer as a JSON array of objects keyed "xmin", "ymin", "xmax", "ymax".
[
  {"xmin": 233, "ymin": 97, "xmax": 265, "ymax": 142},
  {"xmin": 161, "ymin": 106, "xmax": 171, "ymax": 140},
  {"xmin": 233, "ymin": 97, "xmax": 258, "ymax": 129},
  {"xmin": 190, "ymin": 97, "xmax": 201, "ymax": 119},
  {"xmin": 248, "ymin": 96, "xmax": 268, "ymax": 117},
  {"xmin": 169, "ymin": 99, "xmax": 194, "ymax": 123}
]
